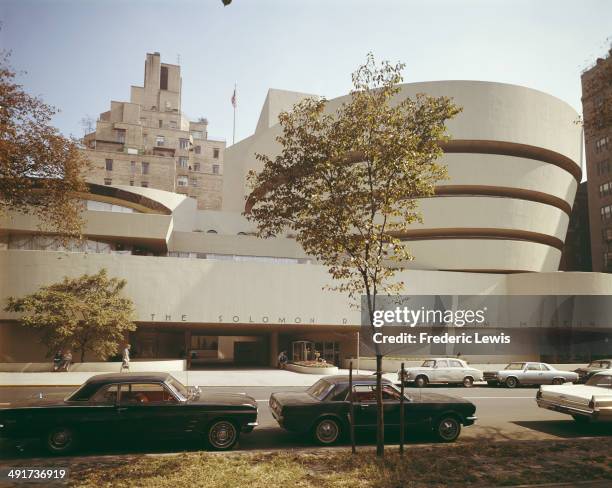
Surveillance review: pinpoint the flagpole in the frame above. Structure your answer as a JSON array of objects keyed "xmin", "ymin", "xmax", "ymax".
[{"xmin": 232, "ymin": 82, "xmax": 236, "ymax": 145}]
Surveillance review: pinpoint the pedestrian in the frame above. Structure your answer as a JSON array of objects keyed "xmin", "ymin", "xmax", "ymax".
[
  {"xmin": 278, "ymin": 350, "xmax": 288, "ymax": 369},
  {"xmin": 53, "ymin": 350, "xmax": 63, "ymax": 372},
  {"xmin": 121, "ymin": 344, "xmax": 131, "ymax": 372},
  {"xmin": 60, "ymin": 350, "xmax": 72, "ymax": 372}
]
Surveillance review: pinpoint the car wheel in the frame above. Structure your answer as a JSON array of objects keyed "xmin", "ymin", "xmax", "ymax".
[
  {"xmin": 552, "ymin": 378, "xmax": 564, "ymax": 385},
  {"xmin": 462, "ymin": 376, "xmax": 474, "ymax": 388},
  {"xmin": 46, "ymin": 426, "xmax": 77, "ymax": 455},
  {"xmin": 207, "ymin": 419, "xmax": 239, "ymax": 451},
  {"xmin": 505, "ymin": 377, "xmax": 518, "ymax": 388},
  {"xmin": 414, "ymin": 376, "xmax": 428, "ymax": 388},
  {"xmin": 434, "ymin": 415, "xmax": 462, "ymax": 442},
  {"xmin": 312, "ymin": 417, "xmax": 341, "ymax": 445}
]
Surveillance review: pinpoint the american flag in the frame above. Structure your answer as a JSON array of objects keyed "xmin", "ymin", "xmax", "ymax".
[{"xmin": 231, "ymin": 85, "xmax": 237, "ymax": 109}]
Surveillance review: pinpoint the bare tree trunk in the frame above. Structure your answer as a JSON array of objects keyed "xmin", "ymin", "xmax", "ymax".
[
  {"xmin": 80, "ymin": 348, "xmax": 85, "ymax": 363},
  {"xmin": 375, "ymin": 353, "xmax": 384, "ymax": 457}
]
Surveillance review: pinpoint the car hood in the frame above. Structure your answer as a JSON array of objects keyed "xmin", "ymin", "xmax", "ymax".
[
  {"xmin": 540, "ymin": 384, "xmax": 611, "ymax": 405},
  {"xmin": 188, "ymin": 392, "xmax": 257, "ymax": 408},
  {"xmin": 270, "ymin": 391, "xmax": 319, "ymax": 406},
  {"xmin": 410, "ymin": 392, "xmax": 473, "ymax": 404},
  {"xmin": 2, "ymin": 394, "xmax": 68, "ymax": 409}
]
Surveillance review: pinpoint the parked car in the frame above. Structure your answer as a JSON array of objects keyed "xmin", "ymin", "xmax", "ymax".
[
  {"xmin": 536, "ymin": 371, "xmax": 612, "ymax": 423},
  {"xmin": 269, "ymin": 375, "xmax": 477, "ymax": 444},
  {"xmin": 574, "ymin": 359, "xmax": 612, "ymax": 384},
  {"xmin": 0, "ymin": 373, "xmax": 258, "ymax": 454},
  {"xmin": 484, "ymin": 362, "xmax": 578, "ymax": 388},
  {"xmin": 397, "ymin": 358, "xmax": 483, "ymax": 387}
]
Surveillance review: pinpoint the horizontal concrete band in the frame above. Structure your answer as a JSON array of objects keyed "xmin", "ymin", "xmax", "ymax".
[
  {"xmin": 433, "ymin": 185, "xmax": 572, "ymax": 216},
  {"xmin": 244, "ymin": 139, "xmax": 580, "ymax": 213},
  {"xmin": 439, "ymin": 139, "xmax": 582, "ymax": 182},
  {"xmin": 392, "ymin": 228, "xmax": 565, "ymax": 251}
]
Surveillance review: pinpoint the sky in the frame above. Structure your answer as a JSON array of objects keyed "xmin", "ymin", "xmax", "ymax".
[{"xmin": 1, "ymin": 0, "xmax": 611, "ymax": 145}]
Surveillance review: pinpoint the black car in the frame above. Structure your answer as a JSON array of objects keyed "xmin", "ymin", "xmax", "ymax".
[
  {"xmin": 0, "ymin": 372, "xmax": 258, "ymax": 454},
  {"xmin": 270, "ymin": 375, "xmax": 477, "ymax": 445}
]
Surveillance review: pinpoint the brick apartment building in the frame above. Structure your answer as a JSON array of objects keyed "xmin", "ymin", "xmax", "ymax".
[
  {"xmin": 82, "ymin": 52, "xmax": 226, "ymax": 210},
  {"xmin": 582, "ymin": 47, "xmax": 612, "ymax": 271}
]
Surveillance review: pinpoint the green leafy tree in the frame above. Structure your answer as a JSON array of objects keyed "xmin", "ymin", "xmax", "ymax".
[
  {"xmin": 4, "ymin": 269, "xmax": 136, "ymax": 362},
  {"xmin": 245, "ymin": 54, "xmax": 460, "ymax": 457}
]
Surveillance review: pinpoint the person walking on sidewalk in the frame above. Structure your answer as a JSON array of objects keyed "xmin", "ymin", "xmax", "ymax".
[
  {"xmin": 60, "ymin": 350, "xmax": 72, "ymax": 372},
  {"xmin": 121, "ymin": 344, "xmax": 131, "ymax": 372}
]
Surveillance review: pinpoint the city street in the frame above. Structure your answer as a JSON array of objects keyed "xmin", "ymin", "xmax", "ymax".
[{"xmin": 1, "ymin": 384, "xmax": 610, "ymax": 462}]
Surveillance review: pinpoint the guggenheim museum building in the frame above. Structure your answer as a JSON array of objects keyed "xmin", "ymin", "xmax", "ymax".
[{"xmin": 1, "ymin": 80, "xmax": 610, "ymax": 366}]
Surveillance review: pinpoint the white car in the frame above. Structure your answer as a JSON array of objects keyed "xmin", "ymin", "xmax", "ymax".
[
  {"xmin": 536, "ymin": 371, "xmax": 612, "ymax": 423},
  {"xmin": 397, "ymin": 358, "xmax": 484, "ymax": 388}
]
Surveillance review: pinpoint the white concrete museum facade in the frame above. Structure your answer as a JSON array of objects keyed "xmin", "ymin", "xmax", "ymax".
[{"xmin": 1, "ymin": 81, "xmax": 610, "ymax": 366}]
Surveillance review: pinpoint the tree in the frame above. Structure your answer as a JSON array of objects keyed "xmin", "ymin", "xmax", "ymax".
[
  {"xmin": 245, "ymin": 54, "xmax": 460, "ymax": 457},
  {"xmin": 0, "ymin": 51, "xmax": 90, "ymax": 237},
  {"xmin": 4, "ymin": 269, "xmax": 136, "ymax": 362}
]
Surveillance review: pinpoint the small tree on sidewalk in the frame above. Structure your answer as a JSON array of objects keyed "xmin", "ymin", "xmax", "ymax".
[
  {"xmin": 4, "ymin": 269, "xmax": 136, "ymax": 362},
  {"xmin": 245, "ymin": 54, "xmax": 460, "ymax": 457}
]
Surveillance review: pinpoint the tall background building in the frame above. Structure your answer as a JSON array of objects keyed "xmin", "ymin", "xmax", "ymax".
[
  {"xmin": 83, "ymin": 53, "xmax": 226, "ymax": 210},
  {"xmin": 582, "ymin": 47, "xmax": 612, "ymax": 272}
]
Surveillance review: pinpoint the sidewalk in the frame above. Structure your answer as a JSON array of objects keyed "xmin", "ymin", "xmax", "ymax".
[{"xmin": 0, "ymin": 368, "xmax": 381, "ymax": 388}]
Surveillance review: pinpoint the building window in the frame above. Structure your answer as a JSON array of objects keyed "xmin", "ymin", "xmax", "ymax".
[
  {"xmin": 160, "ymin": 66, "xmax": 168, "ymax": 90},
  {"xmin": 104, "ymin": 178, "xmax": 112, "ymax": 185},
  {"xmin": 116, "ymin": 129, "xmax": 125, "ymax": 144},
  {"xmin": 598, "ymin": 160, "xmax": 611, "ymax": 175},
  {"xmin": 213, "ymin": 148, "xmax": 220, "ymax": 159},
  {"xmin": 193, "ymin": 163, "xmax": 201, "ymax": 171},
  {"xmin": 129, "ymin": 180, "xmax": 134, "ymax": 186},
  {"xmin": 170, "ymin": 120, "xmax": 177, "ymax": 129},
  {"xmin": 601, "ymin": 204, "xmax": 612, "ymax": 221},
  {"xmin": 177, "ymin": 176, "xmax": 188, "ymax": 187},
  {"xmin": 105, "ymin": 159, "xmax": 113, "ymax": 171},
  {"xmin": 191, "ymin": 130, "xmax": 203, "ymax": 140},
  {"xmin": 178, "ymin": 156, "xmax": 188, "ymax": 168},
  {"xmin": 141, "ymin": 181, "xmax": 149, "ymax": 188},
  {"xmin": 179, "ymin": 138, "xmax": 189, "ymax": 150},
  {"xmin": 158, "ymin": 119, "xmax": 163, "ymax": 128},
  {"xmin": 156, "ymin": 135, "xmax": 164, "ymax": 146},
  {"xmin": 142, "ymin": 162, "xmax": 150, "ymax": 175},
  {"xmin": 600, "ymin": 181, "xmax": 612, "ymax": 197},
  {"xmin": 212, "ymin": 164, "xmax": 219, "ymax": 175},
  {"xmin": 130, "ymin": 161, "xmax": 136, "ymax": 172},
  {"xmin": 195, "ymin": 145, "xmax": 201, "ymax": 154},
  {"xmin": 596, "ymin": 136, "xmax": 610, "ymax": 153},
  {"xmin": 190, "ymin": 178, "xmax": 198, "ymax": 187}
]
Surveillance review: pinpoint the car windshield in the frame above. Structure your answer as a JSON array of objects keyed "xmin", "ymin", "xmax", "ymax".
[
  {"xmin": 505, "ymin": 363, "xmax": 525, "ymax": 370},
  {"xmin": 421, "ymin": 360, "xmax": 436, "ymax": 368},
  {"xmin": 586, "ymin": 374, "xmax": 612, "ymax": 388},
  {"xmin": 307, "ymin": 379, "xmax": 335, "ymax": 401},
  {"xmin": 588, "ymin": 361, "xmax": 611, "ymax": 368},
  {"xmin": 165, "ymin": 377, "xmax": 189, "ymax": 400}
]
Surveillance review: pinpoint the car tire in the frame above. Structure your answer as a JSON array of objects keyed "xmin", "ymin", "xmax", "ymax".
[
  {"xmin": 433, "ymin": 415, "xmax": 462, "ymax": 442},
  {"xmin": 207, "ymin": 419, "xmax": 239, "ymax": 451},
  {"xmin": 462, "ymin": 376, "xmax": 474, "ymax": 388},
  {"xmin": 312, "ymin": 417, "xmax": 342, "ymax": 445},
  {"xmin": 46, "ymin": 426, "xmax": 77, "ymax": 455},
  {"xmin": 505, "ymin": 377, "xmax": 518, "ymax": 388},
  {"xmin": 414, "ymin": 376, "xmax": 428, "ymax": 388},
  {"xmin": 552, "ymin": 378, "xmax": 564, "ymax": 386}
]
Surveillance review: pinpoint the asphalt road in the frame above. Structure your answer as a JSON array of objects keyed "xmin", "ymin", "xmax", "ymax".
[{"xmin": 1, "ymin": 385, "xmax": 611, "ymax": 462}]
